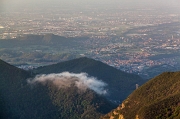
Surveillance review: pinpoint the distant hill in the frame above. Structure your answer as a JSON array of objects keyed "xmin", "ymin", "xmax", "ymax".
[
  {"xmin": 0, "ymin": 59, "xmax": 116, "ymax": 119},
  {"xmin": 33, "ymin": 57, "xmax": 145, "ymax": 102},
  {"xmin": 0, "ymin": 34, "xmax": 86, "ymax": 65},
  {"xmin": 101, "ymin": 71, "xmax": 180, "ymax": 119},
  {"xmin": 0, "ymin": 34, "xmax": 85, "ymax": 48}
]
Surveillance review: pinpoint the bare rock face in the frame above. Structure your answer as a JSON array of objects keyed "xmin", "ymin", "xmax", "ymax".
[{"xmin": 119, "ymin": 114, "xmax": 124, "ymax": 119}]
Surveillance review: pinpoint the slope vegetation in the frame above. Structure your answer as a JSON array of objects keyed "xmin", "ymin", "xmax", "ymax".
[
  {"xmin": 0, "ymin": 59, "xmax": 116, "ymax": 119},
  {"xmin": 0, "ymin": 59, "xmax": 59, "ymax": 119},
  {"xmin": 46, "ymin": 83, "xmax": 116, "ymax": 119},
  {"xmin": 102, "ymin": 71, "xmax": 180, "ymax": 119},
  {"xmin": 33, "ymin": 57, "xmax": 145, "ymax": 102}
]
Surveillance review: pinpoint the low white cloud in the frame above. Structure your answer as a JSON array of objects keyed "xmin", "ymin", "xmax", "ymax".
[{"xmin": 27, "ymin": 72, "xmax": 107, "ymax": 95}]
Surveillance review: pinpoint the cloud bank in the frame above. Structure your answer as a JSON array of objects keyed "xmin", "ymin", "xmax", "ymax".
[{"xmin": 28, "ymin": 72, "xmax": 107, "ymax": 95}]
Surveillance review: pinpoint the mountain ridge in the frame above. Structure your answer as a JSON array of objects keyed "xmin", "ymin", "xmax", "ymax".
[
  {"xmin": 101, "ymin": 71, "xmax": 180, "ymax": 119},
  {"xmin": 33, "ymin": 57, "xmax": 145, "ymax": 102},
  {"xmin": 0, "ymin": 58, "xmax": 116, "ymax": 119}
]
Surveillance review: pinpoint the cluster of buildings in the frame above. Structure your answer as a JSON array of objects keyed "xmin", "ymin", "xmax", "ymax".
[
  {"xmin": 0, "ymin": 6, "xmax": 180, "ymax": 39},
  {"xmin": 1, "ymin": 6, "xmax": 180, "ymax": 78},
  {"xmin": 85, "ymin": 27, "xmax": 180, "ymax": 78}
]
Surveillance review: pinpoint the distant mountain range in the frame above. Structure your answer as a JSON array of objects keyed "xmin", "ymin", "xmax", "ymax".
[
  {"xmin": 102, "ymin": 71, "xmax": 180, "ymax": 119},
  {"xmin": 0, "ymin": 57, "xmax": 144, "ymax": 119}
]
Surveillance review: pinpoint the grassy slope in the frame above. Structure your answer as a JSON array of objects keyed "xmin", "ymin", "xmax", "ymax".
[{"xmin": 102, "ymin": 72, "xmax": 180, "ymax": 119}]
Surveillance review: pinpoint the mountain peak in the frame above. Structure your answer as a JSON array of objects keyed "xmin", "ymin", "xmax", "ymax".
[
  {"xmin": 33, "ymin": 57, "xmax": 144, "ymax": 102},
  {"xmin": 0, "ymin": 59, "xmax": 116, "ymax": 119}
]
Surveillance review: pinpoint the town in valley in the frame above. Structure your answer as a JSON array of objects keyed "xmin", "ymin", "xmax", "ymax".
[{"xmin": 1, "ymin": 2, "xmax": 180, "ymax": 79}]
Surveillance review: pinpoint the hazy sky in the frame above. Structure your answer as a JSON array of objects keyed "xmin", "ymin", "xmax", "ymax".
[{"xmin": 0, "ymin": 0, "xmax": 180, "ymax": 12}]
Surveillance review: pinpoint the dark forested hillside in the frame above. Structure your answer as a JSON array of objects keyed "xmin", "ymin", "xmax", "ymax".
[
  {"xmin": 0, "ymin": 59, "xmax": 116, "ymax": 119},
  {"xmin": 33, "ymin": 57, "xmax": 145, "ymax": 102},
  {"xmin": 0, "ymin": 59, "xmax": 59, "ymax": 119},
  {"xmin": 46, "ymin": 83, "xmax": 116, "ymax": 119},
  {"xmin": 102, "ymin": 71, "xmax": 180, "ymax": 119}
]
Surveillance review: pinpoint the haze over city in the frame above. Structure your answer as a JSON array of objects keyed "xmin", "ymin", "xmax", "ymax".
[
  {"xmin": 1, "ymin": 0, "xmax": 180, "ymax": 119},
  {"xmin": 1, "ymin": 0, "xmax": 180, "ymax": 79},
  {"xmin": 1, "ymin": 0, "xmax": 180, "ymax": 11}
]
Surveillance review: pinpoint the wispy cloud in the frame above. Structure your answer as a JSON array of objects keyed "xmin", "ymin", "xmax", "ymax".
[{"xmin": 27, "ymin": 72, "xmax": 107, "ymax": 95}]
